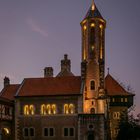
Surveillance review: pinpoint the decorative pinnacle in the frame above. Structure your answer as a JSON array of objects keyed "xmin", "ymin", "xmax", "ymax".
[{"xmin": 91, "ymin": 0, "xmax": 95, "ymax": 10}]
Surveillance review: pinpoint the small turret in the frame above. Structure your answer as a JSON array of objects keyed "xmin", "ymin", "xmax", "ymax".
[
  {"xmin": 57, "ymin": 54, "xmax": 74, "ymax": 77},
  {"xmin": 61, "ymin": 54, "xmax": 71, "ymax": 72}
]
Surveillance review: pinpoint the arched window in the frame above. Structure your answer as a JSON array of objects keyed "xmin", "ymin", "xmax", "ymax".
[
  {"xmin": 90, "ymin": 24, "xmax": 95, "ymax": 45},
  {"xmin": 113, "ymin": 112, "xmax": 120, "ymax": 120},
  {"xmin": 90, "ymin": 108, "xmax": 95, "ymax": 114},
  {"xmin": 3, "ymin": 127, "xmax": 10, "ymax": 135},
  {"xmin": 90, "ymin": 80, "xmax": 95, "ymax": 90},
  {"xmin": 41, "ymin": 104, "xmax": 46, "ymax": 115},
  {"xmin": 46, "ymin": 104, "xmax": 51, "ymax": 114},
  {"xmin": 69, "ymin": 104, "xmax": 75, "ymax": 114},
  {"xmin": 24, "ymin": 105, "xmax": 29, "ymax": 115},
  {"xmin": 30, "ymin": 105, "xmax": 35, "ymax": 115},
  {"xmin": 52, "ymin": 104, "xmax": 57, "ymax": 114},
  {"xmin": 64, "ymin": 104, "xmax": 69, "ymax": 114}
]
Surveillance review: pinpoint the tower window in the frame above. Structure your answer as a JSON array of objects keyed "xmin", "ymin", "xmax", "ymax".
[
  {"xmin": 90, "ymin": 108, "xmax": 95, "ymax": 114},
  {"xmin": 90, "ymin": 80, "xmax": 95, "ymax": 90},
  {"xmin": 83, "ymin": 25, "xmax": 87, "ymax": 30},
  {"xmin": 113, "ymin": 112, "xmax": 120, "ymax": 120},
  {"xmin": 91, "ymin": 23, "xmax": 95, "ymax": 27}
]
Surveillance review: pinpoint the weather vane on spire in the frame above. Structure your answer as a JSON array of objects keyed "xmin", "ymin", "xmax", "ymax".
[{"xmin": 91, "ymin": 0, "xmax": 95, "ymax": 11}]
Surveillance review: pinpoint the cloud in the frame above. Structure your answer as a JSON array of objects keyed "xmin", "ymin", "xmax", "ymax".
[{"xmin": 26, "ymin": 18, "xmax": 48, "ymax": 38}]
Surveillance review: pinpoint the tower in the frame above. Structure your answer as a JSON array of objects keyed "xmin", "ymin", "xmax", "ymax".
[{"xmin": 81, "ymin": 0, "xmax": 106, "ymax": 114}]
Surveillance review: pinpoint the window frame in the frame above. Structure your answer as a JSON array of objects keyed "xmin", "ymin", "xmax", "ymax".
[
  {"xmin": 63, "ymin": 127, "xmax": 75, "ymax": 137},
  {"xmin": 43, "ymin": 127, "xmax": 55, "ymax": 137},
  {"xmin": 113, "ymin": 112, "xmax": 120, "ymax": 120},
  {"xmin": 90, "ymin": 80, "xmax": 96, "ymax": 90}
]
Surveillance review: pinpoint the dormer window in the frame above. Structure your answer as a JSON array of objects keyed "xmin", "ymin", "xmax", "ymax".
[{"xmin": 90, "ymin": 80, "xmax": 95, "ymax": 90}]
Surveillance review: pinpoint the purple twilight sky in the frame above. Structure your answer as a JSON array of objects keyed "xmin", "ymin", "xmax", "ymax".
[{"xmin": 0, "ymin": 0, "xmax": 140, "ymax": 114}]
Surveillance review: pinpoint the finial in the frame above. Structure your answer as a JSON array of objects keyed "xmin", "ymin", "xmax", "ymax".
[
  {"xmin": 107, "ymin": 68, "xmax": 110, "ymax": 75},
  {"xmin": 91, "ymin": 0, "xmax": 95, "ymax": 11}
]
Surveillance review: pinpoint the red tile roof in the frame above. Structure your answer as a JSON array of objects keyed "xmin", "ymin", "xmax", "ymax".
[
  {"xmin": 16, "ymin": 76, "xmax": 81, "ymax": 97},
  {"xmin": 105, "ymin": 74, "xmax": 133, "ymax": 96},
  {"xmin": 0, "ymin": 84, "xmax": 20, "ymax": 100},
  {"xmin": 0, "ymin": 74, "xmax": 134, "ymax": 99}
]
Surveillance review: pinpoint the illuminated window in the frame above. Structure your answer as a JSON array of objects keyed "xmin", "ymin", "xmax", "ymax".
[
  {"xmin": 52, "ymin": 104, "xmax": 57, "ymax": 114},
  {"xmin": 64, "ymin": 104, "xmax": 75, "ymax": 114},
  {"xmin": 3, "ymin": 128, "xmax": 10, "ymax": 135},
  {"xmin": 83, "ymin": 25, "xmax": 87, "ymax": 30},
  {"xmin": 112, "ymin": 98, "xmax": 115, "ymax": 102},
  {"xmin": 41, "ymin": 104, "xmax": 57, "ymax": 115},
  {"xmin": 30, "ymin": 105, "xmax": 35, "ymax": 115},
  {"xmin": 100, "ymin": 47, "xmax": 103, "ymax": 59},
  {"xmin": 121, "ymin": 98, "xmax": 123, "ymax": 102},
  {"xmin": 125, "ymin": 98, "xmax": 128, "ymax": 102},
  {"xmin": 100, "ymin": 24, "xmax": 103, "ymax": 29},
  {"xmin": 41, "ymin": 104, "xmax": 46, "ymax": 115},
  {"xmin": 113, "ymin": 112, "xmax": 120, "ymax": 120},
  {"xmin": 69, "ymin": 104, "xmax": 75, "ymax": 114},
  {"xmin": 46, "ymin": 104, "xmax": 51, "ymax": 114},
  {"xmin": 91, "ymin": 23, "xmax": 95, "ymax": 27},
  {"xmin": 24, "ymin": 105, "xmax": 29, "ymax": 115},
  {"xmin": 24, "ymin": 105, "xmax": 35, "ymax": 115},
  {"xmin": 64, "ymin": 104, "xmax": 69, "ymax": 114},
  {"xmin": 90, "ymin": 80, "xmax": 95, "ymax": 90}
]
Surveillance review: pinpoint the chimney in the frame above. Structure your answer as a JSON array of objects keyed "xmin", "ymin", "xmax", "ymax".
[
  {"xmin": 44, "ymin": 67, "xmax": 53, "ymax": 77},
  {"xmin": 4, "ymin": 77, "xmax": 10, "ymax": 87},
  {"xmin": 61, "ymin": 54, "xmax": 71, "ymax": 72}
]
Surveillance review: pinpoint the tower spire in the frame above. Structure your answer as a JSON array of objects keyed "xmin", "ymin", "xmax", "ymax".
[{"xmin": 91, "ymin": 0, "xmax": 95, "ymax": 10}]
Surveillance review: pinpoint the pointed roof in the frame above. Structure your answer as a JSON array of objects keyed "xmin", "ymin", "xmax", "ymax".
[
  {"xmin": 83, "ymin": 1, "xmax": 104, "ymax": 20},
  {"xmin": 105, "ymin": 74, "xmax": 133, "ymax": 96},
  {"xmin": 0, "ymin": 84, "xmax": 20, "ymax": 100}
]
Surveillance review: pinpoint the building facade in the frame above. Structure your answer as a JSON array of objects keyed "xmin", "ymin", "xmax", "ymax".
[{"xmin": 0, "ymin": 1, "xmax": 134, "ymax": 140}]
